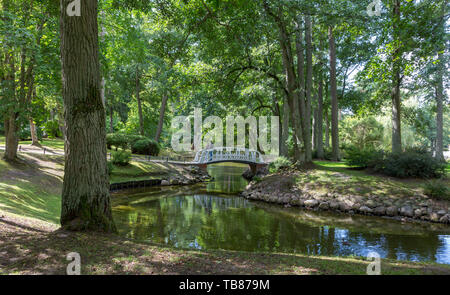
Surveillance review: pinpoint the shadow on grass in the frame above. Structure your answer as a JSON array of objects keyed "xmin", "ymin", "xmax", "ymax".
[{"xmin": 1, "ymin": 221, "xmax": 449, "ymax": 275}]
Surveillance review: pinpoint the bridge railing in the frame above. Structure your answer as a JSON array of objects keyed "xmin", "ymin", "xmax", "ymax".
[{"xmin": 193, "ymin": 147, "xmax": 265, "ymax": 164}]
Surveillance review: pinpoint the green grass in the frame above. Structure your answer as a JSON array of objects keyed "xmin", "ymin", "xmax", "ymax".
[
  {"xmin": 109, "ymin": 161, "xmax": 182, "ymax": 183},
  {"xmin": 0, "ymin": 136, "xmax": 65, "ymax": 150},
  {"xmin": 0, "ymin": 158, "xmax": 62, "ymax": 224},
  {"xmin": 308, "ymin": 160, "xmax": 427, "ymax": 197}
]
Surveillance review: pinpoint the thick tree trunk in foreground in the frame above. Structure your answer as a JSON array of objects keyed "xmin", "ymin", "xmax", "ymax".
[
  {"xmin": 60, "ymin": 0, "xmax": 115, "ymax": 232},
  {"xmin": 154, "ymin": 92, "xmax": 168, "ymax": 142},
  {"xmin": 328, "ymin": 26, "xmax": 340, "ymax": 161}
]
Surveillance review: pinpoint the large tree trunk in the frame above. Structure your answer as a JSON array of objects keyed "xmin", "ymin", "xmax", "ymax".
[
  {"xmin": 391, "ymin": 0, "xmax": 402, "ymax": 154},
  {"xmin": 328, "ymin": 26, "xmax": 340, "ymax": 161},
  {"xmin": 435, "ymin": 2, "xmax": 446, "ymax": 162},
  {"xmin": 316, "ymin": 76, "xmax": 324, "ymax": 159},
  {"xmin": 60, "ymin": 0, "xmax": 116, "ymax": 232},
  {"xmin": 135, "ymin": 68, "xmax": 144, "ymax": 136},
  {"xmin": 325, "ymin": 111, "xmax": 330, "ymax": 148},
  {"xmin": 295, "ymin": 16, "xmax": 307, "ymax": 161},
  {"xmin": 154, "ymin": 92, "xmax": 168, "ymax": 142},
  {"xmin": 304, "ymin": 15, "xmax": 313, "ymax": 163},
  {"xmin": 280, "ymin": 96, "xmax": 290, "ymax": 157},
  {"xmin": 4, "ymin": 113, "xmax": 19, "ymax": 161}
]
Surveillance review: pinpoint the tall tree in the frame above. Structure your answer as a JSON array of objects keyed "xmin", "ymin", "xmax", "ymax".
[
  {"xmin": 60, "ymin": 0, "xmax": 115, "ymax": 232},
  {"xmin": 328, "ymin": 25, "xmax": 340, "ymax": 161}
]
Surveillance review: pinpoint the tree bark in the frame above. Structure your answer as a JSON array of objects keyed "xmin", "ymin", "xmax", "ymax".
[
  {"xmin": 304, "ymin": 15, "xmax": 313, "ymax": 163},
  {"xmin": 135, "ymin": 68, "xmax": 144, "ymax": 136},
  {"xmin": 29, "ymin": 119, "xmax": 40, "ymax": 146},
  {"xmin": 328, "ymin": 26, "xmax": 340, "ymax": 161},
  {"xmin": 295, "ymin": 16, "xmax": 307, "ymax": 160},
  {"xmin": 154, "ymin": 92, "xmax": 168, "ymax": 142},
  {"xmin": 280, "ymin": 95, "xmax": 290, "ymax": 157},
  {"xmin": 435, "ymin": 2, "xmax": 446, "ymax": 161},
  {"xmin": 60, "ymin": 0, "xmax": 116, "ymax": 232},
  {"xmin": 2, "ymin": 0, "xmax": 18, "ymax": 161},
  {"xmin": 316, "ymin": 76, "xmax": 324, "ymax": 158},
  {"xmin": 391, "ymin": 0, "xmax": 402, "ymax": 154},
  {"xmin": 109, "ymin": 104, "xmax": 114, "ymax": 133},
  {"xmin": 325, "ymin": 109, "xmax": 330, "ymax": 148}
]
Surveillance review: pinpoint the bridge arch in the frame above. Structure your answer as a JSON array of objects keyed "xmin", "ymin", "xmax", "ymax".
[{"xmin": 192, "ymin": 147, "xmax": 267, "ymax": 173}]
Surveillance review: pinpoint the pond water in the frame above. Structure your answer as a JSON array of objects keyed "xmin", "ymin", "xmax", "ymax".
[{"xmin": 112, "ymin": 163, "xmax": 450, "ymax": 264}]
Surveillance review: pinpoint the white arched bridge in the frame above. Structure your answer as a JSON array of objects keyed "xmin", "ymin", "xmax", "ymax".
[{"xmin": 192, "ymin": 147, "xmax": 267, "ymax": 173}]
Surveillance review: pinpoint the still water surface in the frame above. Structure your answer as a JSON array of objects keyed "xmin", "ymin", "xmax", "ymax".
[{"xmin": 112, "ymin": 163, "xmax": 450, "ymax": 264}]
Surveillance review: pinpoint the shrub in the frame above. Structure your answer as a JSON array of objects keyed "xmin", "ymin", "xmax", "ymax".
[
  {"xmin": 423, "ymin": 179, "xmax": 449, "ymax": 200},
  {"xmin": 131, "ymin": 138, "xmax": 160, "ymax": 156},
  {"xmin": 375, "ymin": 150, "xmax": 446, "ymax": 179},
  {"xmin": 107, "ymin": 160, "xmax": 114, "ymax": 175},
  {"xmin": 269, "ymin": 156, "xmax": 292, "ymax": 173},
  {"xmin": 345, "ymin": 146, "xmax": 384, "ymax": 168},
  {"xmin": 111, "ymin": 150, "xmax": 131, "ymax": 166},
  {"xmin": 43, "ymin": 120, "xmax": 62, "ymax": 138},
  {"xmin": 126, "ymin": 134, "xmax": 147, "ymax": 146},
  {"xmin": 106, "ymin": 133, "xmax": 129, "ymax": 150}
]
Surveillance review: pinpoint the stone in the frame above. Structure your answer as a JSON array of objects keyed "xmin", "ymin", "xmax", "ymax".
[
  {"xmin": 170, "ymin": 179, "xmax": 180, "ymax": 185},
  {"xmin": 304, "ymin": 199, "xmax": 319, "ymax": 208},
  {"xmin": 437, "ymin": 210, "xmax": 447, "ymax": 217},
  {"xmin": 352, "ymin": 203, "xmax": 361, "ymax": 211},
  {"xmin": 329, "ymin": 201, "xmax": 340, "ymax": 210},
  {"xmin": 414, "ymin": 209, "xmax": 423, "ymax": 218},
  {"xmin": 373, "ymin": 206, "xmax": 386, "ymax": 216},
  {"xmin": 339, "ymin": 202, "xmax": 352, "ymax": 212},
  {"xmin": 359, "ymin": 206, "xmax": 373, "ymax": 214},
  {"xmin": 400, "ymin": 206, "xmax": 414, "ymax": 217},
  {"xmin": 439, "ymin": 214, "xmax": 450, "ymax": 224},
  {"xmin": 365, "ymin": 200, "xmax": 377, "ymax": 208},
  {"xmin": 161, "ymin": 180, "xmax": 170, "ymax": 186},
  {"xmin": 386, "ymin": 206, "xmax": 398, "ymax": 216},
  {"xmin": 318, "ymin": 202, "xmax": 330, "ymax": 210},
  {"xmin": 430, "ymin": 212, "xmax": 440, "ymax": 222}
]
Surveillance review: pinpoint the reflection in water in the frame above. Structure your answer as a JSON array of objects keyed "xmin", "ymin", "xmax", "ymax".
[{"xmin": 112, "ymin": 163, "xmax": 450, "ymax": 264}]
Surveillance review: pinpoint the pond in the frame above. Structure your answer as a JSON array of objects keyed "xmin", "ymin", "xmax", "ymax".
[{"xmin": 112, "ymin": 163, "xmax": 450, "ymax": 264}]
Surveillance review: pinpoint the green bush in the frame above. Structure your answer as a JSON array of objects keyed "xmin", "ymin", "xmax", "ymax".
[
  {"xmin": 131, "ymin": 138, "xmax": 160, "ymax": 156},
  {"xmin": 375, "ymin": 150, "xmax": 446, "ymax": 179},
  {"xmin": 345, "ymin": 146, "xmax": 384, "ymax": 168},
  {"xmin": 126, "ymin": 134, "xmax": 147, "ymax": 145},
  {"xmin": 107, "ymin": 160, "xmax": 114, "ymax": 175},
  {"xmin": 43, "ymin": 120, "xmax": 62, "ymax": 138},
  {"xmin": 111, "ymin": 150, "xmax": 131, "ymax": 166},
  {"xmin": 106, "ymin": 133, "xmax": 129, "ymax": 150},
  {"xmin": 423, "ymin": 179, "xmax": 449, "ymax": 200},
  {"xmin": 269, "ymin": 156, "xmax": 292, "ymax": 173}
]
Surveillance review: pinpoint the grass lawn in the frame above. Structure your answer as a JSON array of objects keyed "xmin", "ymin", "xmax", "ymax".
[
  {"xmin": 0, "ymin": 135, "xmax": 65, "ymax": 151},
  {"xmin": 0, "ymin": 153, "xmax": 190, "ymax": 224},
  {"xmin": 311, "ymin": 160, "xmax": 448, "ymax": 197}
]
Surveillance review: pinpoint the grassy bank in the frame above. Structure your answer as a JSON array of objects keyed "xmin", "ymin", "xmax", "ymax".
[{"xmin": 0, "ymin": 153, "xmax": 186, "ymax": 224}]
